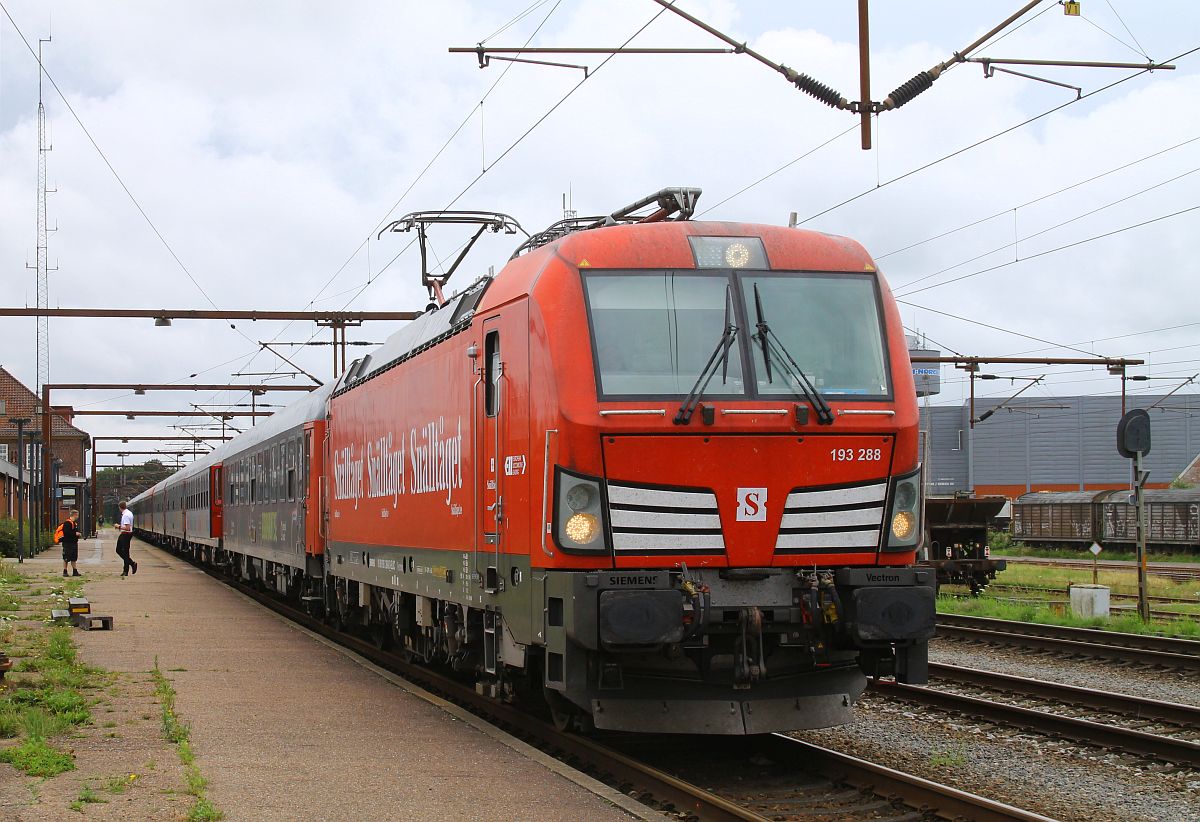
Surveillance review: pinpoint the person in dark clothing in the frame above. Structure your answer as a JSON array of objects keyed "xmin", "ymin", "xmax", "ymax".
[
  {"xmin": 61, "ymin": 510, "xmax": 81, "ymax": 577},
  {"xmin": 116, "ymin": 500, "xmax": 138, "ymax": 577}
]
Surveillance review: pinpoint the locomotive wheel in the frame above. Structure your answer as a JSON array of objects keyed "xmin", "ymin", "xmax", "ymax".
[{"xmin": 543, "ymin": 687, "xmax": 593, "ymax": 733}]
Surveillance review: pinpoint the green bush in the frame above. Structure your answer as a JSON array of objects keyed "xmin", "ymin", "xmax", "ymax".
[
  {"xmin": 988, "ymin": 529, "xmax": 1016, "ymax": 553},
  {"xmin": 0, "ymin": 518, "xmax": 51, "ymax": 558}
]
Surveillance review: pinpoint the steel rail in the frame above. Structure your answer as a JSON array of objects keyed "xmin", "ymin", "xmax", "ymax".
[
  {"xmin": 754, "ymin": 735, "xmax": 1057, "ymax": 822},
  {"xmin": 928, "ymin": 662, "xmax": 1200, "ymax": 727},
  {"xmin": 154, "ymin": 543, "xmax": 1051, "ymax": 821},
  {"xmin": 988, "ymin": 583, "xmax": 1200, "ymax": 606},
  {"xmin": 870, "ymin": 679, "xmax": 1200, "ymax": 768},
  {"xmin": 936, "ymin": 614, "xmax": 1200, "ymax": 668}
]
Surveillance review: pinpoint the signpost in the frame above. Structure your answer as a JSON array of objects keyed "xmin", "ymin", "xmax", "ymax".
[
  {"xmin": 1117, "ymin": 409, "xmax": 1152, "ymax": 622},
  {"xmin": 1089, "ymin": 541, "xmax": 1102, "ymax": 586}
]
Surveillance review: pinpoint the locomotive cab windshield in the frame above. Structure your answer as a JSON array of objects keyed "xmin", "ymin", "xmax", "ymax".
[{"xmin": 583, "ymin": 268, "xmax": 891, "ymax": 402}]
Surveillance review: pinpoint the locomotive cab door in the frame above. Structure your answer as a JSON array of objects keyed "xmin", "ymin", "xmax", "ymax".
[
  {"xmin": 476, "ymin": 310, "xmax": 532, "ymax": 588},
  {"xmin": 480, "ymin": 322, "xmax": 503, "ymax": 592}
]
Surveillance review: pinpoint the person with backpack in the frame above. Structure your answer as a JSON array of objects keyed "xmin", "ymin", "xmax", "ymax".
[{"xmin": 59, "ymin": 510, "xmax": 81, "ymax": 578}]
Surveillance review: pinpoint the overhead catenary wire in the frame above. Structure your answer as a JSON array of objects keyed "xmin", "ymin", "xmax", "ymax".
[
  {"xmin": 647, "ymin": 0, "xmax": 1048, "ymax": 115},
  {"xmin": 232, "ymin": 0, "xmax": 570, "ymax": 394},
  {"xmin": 896, "ymin": 165, "xmax": 1200, "ymax": 293},
  {"xmin": 0, "ymin": 1, "xmax": 220, "ymax": 315},
  {"xmin": 898, "ymin": 300, "xmax": 1104, "ymax": 357},
  {"xmin": 798, "ymin": 44, "xmax": 1200, "ymax": 227},
  {"xmin": 334, "ymin": 1, "xmax": 680, "ymax": 313},
  {"xmin": 896, "ymin": 202, "xmax": 1200, "ymax": 299},
  {"xmin": 876, "ymin": 134, "xmax": 1200, "ymax": 262},
  {"xmin": 1088, "ymin": 1, "xmax": 1152, "ymax": 60},
  {"xmin": 893, "ymin": 167, "xmax": 1200, "ymax": 294},
  {"xmin": 0, "ymin": 0, "xmax": 304, "ymax": 417}
]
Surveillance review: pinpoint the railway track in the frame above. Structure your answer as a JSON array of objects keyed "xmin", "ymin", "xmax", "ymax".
[
  {"xmin": 1000, "ymin": 556, "xmax": 1200, "ymax": 581},
  {"xmin": 935, "ymin": 613, "xmax": 1200, "ymax": 668},
  {"xmin": 175, "ymin": 548, "xmax": 1053, "ymax": 822},
  {"xmin": 940, "ymin": 590, "xmax": 1195, "ymax": 624},
  {"xmin": 870, "ymin": 663, "xmax": 1200, "ymax": 768},
  {"xmin": 987, "ymin": 583, "xmax": 1200, "ymax": 607}
]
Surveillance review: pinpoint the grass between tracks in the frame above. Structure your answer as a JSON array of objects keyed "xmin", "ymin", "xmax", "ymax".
[
  {"xmin": 152, "ymin": 658, "xmax": 224, "ymax": 821},
  {"xmin": 937, "ymin": 593, "xmax": 1200, "ymax": 638},
  {"xmin": 939, "ymin": 557, "xmax": 1200, "ymax": 638}
]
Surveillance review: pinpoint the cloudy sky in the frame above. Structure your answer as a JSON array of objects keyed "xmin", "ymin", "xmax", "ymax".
[{"xmin": 1, "ymin": 1, "xmax": 1197, "ymax": 458}]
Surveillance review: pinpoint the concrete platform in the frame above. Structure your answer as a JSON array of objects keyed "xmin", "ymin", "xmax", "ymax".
[{"xmin": 70, "ymin": 535, "xmax": 651, "ymax": 821}]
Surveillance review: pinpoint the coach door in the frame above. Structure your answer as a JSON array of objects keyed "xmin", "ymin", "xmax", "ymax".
[
  {"xmin": 303, "ymin": 423, "xmax": 326, "ymax": 561},
  {"xmin": 479, "ymin": 320, "xmax": 503, "ymax": 592},
  {"xmin": 210, "ymin": 466, "xmax": 223, "ymax": 540}
]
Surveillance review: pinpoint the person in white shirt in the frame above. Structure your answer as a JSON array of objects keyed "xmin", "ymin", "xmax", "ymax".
[{"xmin": 116, "ymin": 500, "xmax": 138, "ymax": 577}]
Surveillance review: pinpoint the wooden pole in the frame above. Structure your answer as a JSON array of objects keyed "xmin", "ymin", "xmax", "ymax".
[{"xmin": 857, "ymin": 0, "xmax": 872, "ymax": 149}]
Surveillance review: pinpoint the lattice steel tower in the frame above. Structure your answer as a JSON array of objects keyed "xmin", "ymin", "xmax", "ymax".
[{"xmin": 29, "ymin": 37, "xmax": 56, "ymax": 393}]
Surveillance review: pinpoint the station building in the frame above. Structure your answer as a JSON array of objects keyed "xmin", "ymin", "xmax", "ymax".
[
  {"xmin": 921, "ymin": 395, "xmax": 1200, "ymax": 497},
  {"xmin": 907, "ymin": 342, "xmax": 1200, "ymax": 498},
  {"xmin": 0, "ymin": 366, "xmax": 92, "ymax": 527}
]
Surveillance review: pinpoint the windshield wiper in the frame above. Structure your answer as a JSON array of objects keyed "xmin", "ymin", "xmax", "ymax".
[
  {"xmin": 675, "ymin": 286, "xmax": 739, "ymax": 425},
  {"xmin": 751, "ymin": 283, "xmax": 834, "ymax": 425}
]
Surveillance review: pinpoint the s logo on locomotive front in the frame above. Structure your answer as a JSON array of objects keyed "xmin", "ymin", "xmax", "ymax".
[{"xmin": 735, "ymin": 487, "xmax": 768, "ymax": 522}]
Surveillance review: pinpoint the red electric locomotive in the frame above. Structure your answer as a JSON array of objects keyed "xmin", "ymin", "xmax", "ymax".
[{"xmin": 134, "ymin": 187, "xmax": 934, "ymax": 735}]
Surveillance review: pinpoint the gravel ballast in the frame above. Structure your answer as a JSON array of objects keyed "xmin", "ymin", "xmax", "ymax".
[{"xmin": 790, "ymin": 636, "xmax": 1200, "ymax": 822}]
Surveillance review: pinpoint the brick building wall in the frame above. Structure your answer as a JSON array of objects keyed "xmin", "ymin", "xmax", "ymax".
[{"xmin": 0, "ymin": 367, "xmax": 91, "ymax": 525}]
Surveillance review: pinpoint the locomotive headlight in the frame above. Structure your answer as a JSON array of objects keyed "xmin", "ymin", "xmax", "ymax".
[
  {"xmin": 725, "ymin": 242, "xmax": 751, "ymax": 268},
  {"xmin": 688, "ymin": 236, "xmax": 768, "ymax": 269},
  {"xmin": 565, "ymin": 513, "xmax": 601, "ymax": 544},
  {"xmin": 891, "ymin": 511, "xmax": 916, "ymax": 540},
  {"xmin": 884, "ymin": 467, "xmax": 922, "ymax": 551},
  {"xmin": 555, "ymin": 467, "xmax": 608, "ymax": 553}
]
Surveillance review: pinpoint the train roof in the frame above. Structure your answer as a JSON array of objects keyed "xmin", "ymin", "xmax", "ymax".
[
  {"xmin": 1015, "ymin": 489, "xmax": 1200, "ymax": 505},
  {"xmin": 1095, "ymin": 488, "xmax": 1200, "ymax": 504},
  {"xmin": 1014, "ymin": 491, "xmax": 1108, "ymax": 504},
  {"xmin": 130, "ymin": 382, "xmax": 333, "ymax": 507},
  {"xmin": 334, "ymin": 278, "xmax": 488, "ymax": 395}
]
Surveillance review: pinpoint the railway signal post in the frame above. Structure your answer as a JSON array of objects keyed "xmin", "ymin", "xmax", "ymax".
[{"xmin": 1117, "ymin": 409, "xmax": 1152, "ymax": 622}]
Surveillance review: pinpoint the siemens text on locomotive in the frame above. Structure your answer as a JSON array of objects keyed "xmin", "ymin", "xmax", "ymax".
[{"xmin": 131, "ymin": 188, "xmax": 935, "ymax": 735}]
